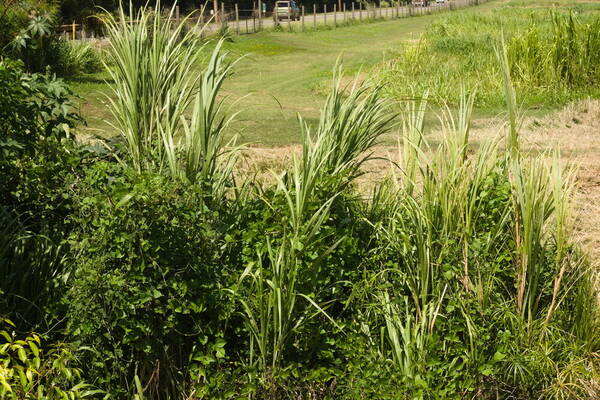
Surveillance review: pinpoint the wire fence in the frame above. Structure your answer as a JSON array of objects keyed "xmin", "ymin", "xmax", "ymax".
[{"xmin": 58, "ymin": 0, "xmax": 493, "ymax": 40}]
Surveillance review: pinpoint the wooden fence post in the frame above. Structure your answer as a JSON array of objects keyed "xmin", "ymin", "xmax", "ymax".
[
  {"xmin": 343, "ymin": 3, "xmax": 346, "ymax": 23},
  {"xmin": 287, "ymin": 8, "xmax": 291, "ymax": 30},
  {"xmin": 302, "ymin": 5, "xmax": 305, "ymax": 31},
  {"xmin": 352, "ymin": 2, "xmax": 355, "ymax": 20},
  {"xmin": 333, "ymin": 4, "xmax": 336, "ymax": 27},
  {"xmin": 175, "ymin": 5, "xmax": 180, "ymax": 24},
  {"xmin": 257, "ymin": 0, "xmax": 262, "ymax": 30},
  {"xmin": 72, "ymin": 21, "xmax": 76, "ymax": 40},
  {"xmin": 221, "ymin": 2, "xmax": 225, "ymax": 29},
  {"xmin": 313, "ymin": 4, "xmax": 317, "ymax": 28},
  {"xmin": 235, "ymin": 4, "xmax": 239, "ymax": 34},
  {"xmin": 359, "ymin": 2, "xmax": 362, "ymax": 20},
  {"xmin": 324, "ymin": 4, "xmax": 327, "ymax": 25}
]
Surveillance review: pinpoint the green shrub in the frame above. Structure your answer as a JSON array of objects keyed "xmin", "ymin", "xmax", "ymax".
[
  {"xmin": 0, "ymin": 318, "xmax": 99, "ymax": 399},
  {"xmin": 0, "ymin": 59, "xmax": 86, "ymax": 330},
  {"xmin": 65, "ymin": 165, "xmax": 239, "ymax": 398},
  {"xmin": 0, "ymin": 59, "xmax": 81, "ymax": 149},
  {"xmin": 0, "ymin": 1, "xmax": 57, "ymax": 55},
  {"xmin": 1, "ymin": 2, "xmax": 101, "ymax": 76}
]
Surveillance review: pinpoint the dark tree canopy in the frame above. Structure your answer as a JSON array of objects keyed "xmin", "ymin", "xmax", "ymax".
[{"xmin": 59, "ymin": 1, "xmax": 201, "ymax": 22}]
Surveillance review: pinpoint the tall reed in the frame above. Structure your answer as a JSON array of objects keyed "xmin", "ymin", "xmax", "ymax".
[
  {"xmin": 233, "ymin": 69, "xmax": 395, "ymax": 376},
  {"xmin": 102, "ymin": 1, "xmax": 237, "ymax": 195},
  {"xmin": 361, "ymin": 44, "xmax": 599, "ymax": 397},
  {"xmin": 300, "ymin": 63, "xmax": 396, "ymax": 186}
]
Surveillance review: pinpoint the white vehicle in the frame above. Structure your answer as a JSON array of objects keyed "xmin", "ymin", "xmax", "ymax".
[
  {"xmin": 436, "ymin": 0, "xmax": 446, "ymax": 3},
  {"xmin": 274, "ymin": 1, "xmax": 300, "ymax": 21}
]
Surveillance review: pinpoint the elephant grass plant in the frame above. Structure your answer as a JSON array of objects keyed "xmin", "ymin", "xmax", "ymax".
[
  {"xmin": 101, "ymin": 1, "xmax": 238, "ymax": 196},
  {"xmin": 233, "ymin": 68, "xmax": 395, "ymax": 376},
  {"xmin": 303, "ymin": 63, "xmax": 396, "ymax": 183},
  {"xmin": 359, "ymin": 43, "xmax": 599, "ymax": 397}
]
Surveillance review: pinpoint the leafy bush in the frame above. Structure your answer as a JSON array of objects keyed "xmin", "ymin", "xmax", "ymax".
[
  {"xmin": 1, "ymin": 1, "xmax": 102, "ymax": 76},
  {"xmin": 0, "ymin": 318, "xmax": 99, "ymax": 399},
  {"xmin": 7, "ymin": 10, "xmax": 58, "ymax": 73},
  {"xmin": 0, "ymin": 59, "xmax": 85, "ymax": 329},
  {"xmin": 65, "ymin": 165, "xmax": 238, "ymax": 398},
  {"xmin": 0, "ymin": 59, "xmax": 81, "ymax": 148},
  {"xmin": 0, "ymin": 1, "xmax": 57, "ymax": 52}
]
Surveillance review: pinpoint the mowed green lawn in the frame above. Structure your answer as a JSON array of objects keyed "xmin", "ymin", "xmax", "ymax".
[{"xmin": 71, "ymin": 0, "xmax": 505, "ymax": 145}]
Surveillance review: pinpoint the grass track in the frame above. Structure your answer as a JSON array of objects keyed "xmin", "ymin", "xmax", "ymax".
[{"xmin": 72, "ymin": 0, "xmax": 506, "ymax": 145}]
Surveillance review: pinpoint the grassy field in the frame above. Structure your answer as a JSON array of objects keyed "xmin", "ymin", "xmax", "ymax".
[
  {"xmin": 72, "ymin": 0, "xmax": 504, "ymax": 145},
  {"xmin": 376, "ymin": 0, "xmax": 600, "ymax": 111},
  {"xmin": 72, "ymin": 0, "xmax": 600, "ymax": 146}
]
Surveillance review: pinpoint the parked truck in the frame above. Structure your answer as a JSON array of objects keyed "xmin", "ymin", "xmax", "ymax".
[{"xmin": 273, "ymin": 1, "xmax": 301, "ymax": 21}]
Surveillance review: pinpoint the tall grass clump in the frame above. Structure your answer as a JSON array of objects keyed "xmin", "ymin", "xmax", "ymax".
[
  {"xmin": 348, "ymin": 44, "xmax": 599, "ymax": 398},
  {"xmin": 232, "ymin": 67, "xmax": 396, "ymax": 383},
  {"xmin": 0, "ymin": 208, "xmax": 65, "ymax": 327},
  {"xmin": 54, "ymin": 40, "xmax": 103, "ymax": 76},
  {"xmin": 102, "ymin": 1, "xmax": 237, "ymax": 195},
  {"xmin": 508, "ymin": 11, "xmax": 600, "ymax": 90},
  {"xmin": 302, "ymin": 64, "xmax": 396, "ymax": 184}
]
